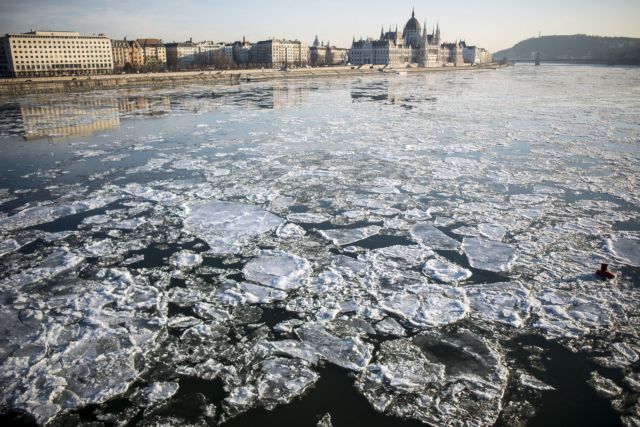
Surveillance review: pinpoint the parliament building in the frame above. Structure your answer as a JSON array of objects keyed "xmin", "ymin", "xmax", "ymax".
[{"xmin": 349, "ymin": 8, "xmax": 466, "ymax": 68}]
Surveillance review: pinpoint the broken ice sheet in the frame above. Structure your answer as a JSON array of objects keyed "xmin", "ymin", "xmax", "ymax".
[
  {"xmin": 134, "ymin": 382, "xmax": 179, "ymax": 406},
  {"xmin": 2, "ymin": 248, "xmax": 85, "ymax": 287},
  {"xmin": 216, "ymin": 281, "xmax": 288, "ymax": 305},
  {"xmin": 587, "ymin": 371, "xmax": 623, "ymax": 399},
  {"xmin": 169, "ymin": 250, "xmax": 203, "ymax": 269},
  {"xmin": 357, "ymin": 329, "xmax": 508, "ymax": 426},
  {"xmin": 478, "ymin": 223, "xmax": 508, "ymax": 241},
  {"xmin": 182, "ymin": 201, "xmax": 285, "ymax": 254},
  {"xmin": 519, "ymin": 372, "xmax": 555, "ymax": 391},
  {"xmin": 0, "ymin": 239, "xmax": 21, "ymax": 257},
  {"xmin": 0, "ymin": 195, "xmax": 119, "ymax": 232},
  {"xmin": 422, "ymin": 257, "xmax": 472, "ymax": 283},
  {"xmin": 466, "ymin": 282, "xmax": 534, "ymax": 328},
  {"xmin": 243, "ymin": 250, "xmax": 311, "ymax": 290},
  {"xmin": 284, "ymin": 323, "xmax": 374, "ymax": 371},
  {"xmin": 222, "ymin": 355, "xmax": 319, "ymax": 417},
  {"xmin": 287, "ymin": 212, "xmax": 331, "ymax": 223},
  {"xmin": 379, "ymin": 283, "xmax": 468, "ymax": 328},
  {"xmin": 607, "ymin": 237, "xmax": 640, "ymax": 267},
  {"xmin": 319, "ymin": 225, "xmax": 381, "ymax": 246},
  {"xmin": 462, "ymin": 237, "xmax": 516, "ymax": 272},
  {"xmin": 410, "ymin": 223, "xmax": 461, "ymax": 251},
  {"xmin": 532, "ymin": 284, "xmax": 628, "ymax": 338}
]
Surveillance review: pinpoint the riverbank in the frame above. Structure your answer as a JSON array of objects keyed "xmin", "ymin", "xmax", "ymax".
[{"xmin": 0, "ymin": 64, "xmax": 506, "ymax": 96}]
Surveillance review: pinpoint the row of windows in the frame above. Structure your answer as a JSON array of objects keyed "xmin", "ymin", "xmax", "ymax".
[
  {"xmin": 16, "ymin": 59, "xmax": 112, "ymax": 65},
  {"xmin": 17, "ymin": 64, "xmax": 110, "ymax": 70},
  {"xmin": 12, "ymin": 39, "xmax": 109, "ymax": 45},
  {"xmin": 16, "ymin": 55, "xmax": 110, "ymax": 59}
]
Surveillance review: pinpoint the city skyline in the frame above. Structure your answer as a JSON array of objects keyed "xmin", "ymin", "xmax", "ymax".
[{"xmin": 1, "ymin": 0, "xmax": 639, "ymax": 52}]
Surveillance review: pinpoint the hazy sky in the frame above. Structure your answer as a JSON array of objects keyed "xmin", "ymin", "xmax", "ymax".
[{"xmin": 1, "ymin": 0, "xmax": 639, "ymax": 52}]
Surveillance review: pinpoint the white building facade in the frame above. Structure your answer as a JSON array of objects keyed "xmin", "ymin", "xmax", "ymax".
[
  {"xmin": 1, "ymin": 30, "xmax": 113, "ymax": 78},
  {"xmin": 463, "ymin": 45, "xmax": 492, "ymax": 65},
  {"xmin": 250, "ymin": 39, "xmax": 309, "ymax": 68},
  {"xmin": 350, "ymin": 9, "xmax": 488, "ymax": 68}
]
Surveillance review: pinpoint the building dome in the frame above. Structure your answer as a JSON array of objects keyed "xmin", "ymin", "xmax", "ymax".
[
  {"xmin": 403, "ymin": 8, "xmax": 422, "ymax": 48},
  {"xmin": 403, "ymin": 9, "xmax": 421, "ymax": 34}
]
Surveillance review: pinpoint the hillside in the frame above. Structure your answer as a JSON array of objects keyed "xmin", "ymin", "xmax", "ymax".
[{"xmin": 494, "ymin": 35, "xmax": 640, "ymax": 64}]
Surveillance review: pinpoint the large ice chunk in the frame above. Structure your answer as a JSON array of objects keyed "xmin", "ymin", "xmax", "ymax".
[
  {"xmin": 462, "ymin": 237, "xmax": 516, "ymax": 272},
  {"xmin": 169, "ymin": 250, "xmax": 203, "ymax": 269},
  {"xmin": 256, "ymin": 357, "xmax": 319, "ymax": 410},
  {"xmin": 3, "ymin": 248, "xmax": 84, "ymax": 287},
  {"xmin": 295, "ymin": 323, "xmax": 373, "ymax": 371},
  {"xmin": 319, "ymin": 226, "xmax": 381, "ymax": 246},
  {"xmin": 410, "ymin": 223, "xmax": 461, "ymax": 251},
  {"xmin": 243, "ymin": 250, "xmax": 311, "ymax": 290},
  {"xmin": 379, "ymin": 283, "xmax": 468, "ymax": 328},
  {"xmin": 0, "ymin": 196, "xmax": 118, "ymax": 232},
  {"xmin": 608, "ymin": 237, "xmax": 640, "ymax": 267},
  {"xmin": 532, "ymin": 281, "xmax": 629, "ymax": 338},
  {"xmin": 466, "ymin": 282, "xmax": 534, "ymax": 328},
  {"xmin": 422, "ymin": 257, "xmax": 472, "ymax": 283},
  {"xmin": 357, "ymin": 329, "xmax": 508, "ymax": 426},
  {"xmin": 182, "ymin": 201, "xmax": 285, "ymax": 254}
]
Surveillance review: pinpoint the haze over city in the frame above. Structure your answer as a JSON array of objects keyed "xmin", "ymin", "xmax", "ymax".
[{"xmin": 1, "ymin": 0, "xmax": 639, "ymax": 52}]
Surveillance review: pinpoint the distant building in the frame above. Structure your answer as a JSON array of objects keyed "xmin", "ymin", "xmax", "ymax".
[
  {"xmin": 0, "ymin": 30, "xmax": 113, "ymax": 78},
  {"xmin": 442, "ymin": 41, "xmax": 465, "ymax": 66},
  {"xmin": 232, "ymin": 37, "xmax": 252, "ymax": 66},
  {"xmin": 463, "ymin": 44, "xmax": 492, "ymax": 65},
  {"xmin": 310, "ymin": 36, "xmax": 348, "ymax": 66},
  {"xmin": 250, "ymin": 39, "xmax": 309, "ymax": 68},
  {"xmin": 350, "ymin": 9, "xmax": 481, "ymax": 68},
  {"xmin": 165, "ymin": 40, "xmax": 198, "ymax": 69},
  {"xmin": 350, "ymin": 9, "xmax": 440, "ymax": 67},
  {"xmin": 165, "ymin": 40, "xmax": 237, "ymax": 70},
  {"xmin": 128, "ymin": 40, "xmax": 144, "ymax": 69},
  {"xmin": 137, "ymin": 38, "xmax": 166, "ymax": 69},
  {"xmin": 111, "ymin": 39, "xmax": 129, "ymax": 69},
  {"xmin": 111, "ymin": 38, "xmax": 144, "ymax": 71}
]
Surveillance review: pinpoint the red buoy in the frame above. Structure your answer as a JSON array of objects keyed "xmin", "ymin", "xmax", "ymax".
[{"xmin": 595, "ymin": 263, "xmax": 615, "ymax": 280}]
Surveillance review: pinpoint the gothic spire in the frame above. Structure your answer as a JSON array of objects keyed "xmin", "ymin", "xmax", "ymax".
[{"xmin": 412, "ymin": 6, "xmax": 415, "ymax": 18}]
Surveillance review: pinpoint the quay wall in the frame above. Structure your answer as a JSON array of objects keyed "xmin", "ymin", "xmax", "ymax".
[{"xmin": 0, "ymin": 64, "xmax": 506, "ymax": 96}]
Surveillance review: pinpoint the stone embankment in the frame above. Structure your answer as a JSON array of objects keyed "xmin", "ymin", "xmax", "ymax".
[{"xmin": 0, "ymin": 64, "xmax": 506, "ymax": 96}]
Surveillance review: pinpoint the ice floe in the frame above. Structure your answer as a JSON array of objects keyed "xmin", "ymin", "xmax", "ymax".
[
  {"xmin": 169, "ymin": 250, "xmax": 203, "ymax": 269},
  {"xmin": 243, "ymin": 250, "xmax": 311, "ymax": 290},
  {"xmin": 519, "ymin": 372, "xmax": 555, "ymax": 391},
  {"xmin": 319, "ymin": 226, "xmax": 381, "ymax": 246},
  {"xmin": 357, "ymin": 329, "xmax": 508, "ymax": 426},
  {"xmin": 410, "ymin": 223, "xmax": 461, "ymax": 251},
  {"xmin": 379, "ymin": 283, "xmax": 468, "ymax": 328},
  {"xmin": 422, "ymin": 257, "xmax": 472, "ymax": 283},
  {"xmin": 466, "ymin": 282, "xmax": 534, "ymax": 328},
  {"xmin": 608, "ymin": 237, "xmax": 640, "ymax": 267},
  {"xmin": 182, "ymin": 201, "xmax": 285, "ymax": 254},
  {"xmin": 462, "ymin": 237, "xmax": 517, "ymax": 272}
]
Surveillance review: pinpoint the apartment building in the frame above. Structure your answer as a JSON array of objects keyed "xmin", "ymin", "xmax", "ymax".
[
  {"xmin": 137, "ymin": 38, "xmax": 167, "ymax": 68},
  {"xmin": 250, "ymin": 39, "xmax": 309, "ymax": 68},
  {"xmin": 0, "ymin": 30, "xmax": 113, "ymax": 78}
]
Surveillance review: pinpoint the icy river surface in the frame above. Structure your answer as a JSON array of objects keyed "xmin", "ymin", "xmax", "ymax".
[{"xmin": 0, "ymin": 64, "xmax": 639, "ymax": 426}]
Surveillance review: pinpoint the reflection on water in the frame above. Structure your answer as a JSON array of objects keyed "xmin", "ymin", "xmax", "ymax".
[
  {"xmin": 13, "ymin": 83, "xmax": 311, "ymax": 141},
  {"xmin": 351, "ymin": 77, "xmax": 439, "ymax": 109},
  {"xmin": 20, "ymin": 100, "xmax": 119, "ymax": 141}
]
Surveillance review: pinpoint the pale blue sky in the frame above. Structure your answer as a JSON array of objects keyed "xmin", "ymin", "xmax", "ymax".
[{"xmin": 1, "ymin": 0, "xmax": 639, "ymax": 51}]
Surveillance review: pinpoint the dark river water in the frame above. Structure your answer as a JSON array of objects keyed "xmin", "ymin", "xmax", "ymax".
[{"xmin": 0, "ymin": 64, "xmax": 638, "ymax": 426}]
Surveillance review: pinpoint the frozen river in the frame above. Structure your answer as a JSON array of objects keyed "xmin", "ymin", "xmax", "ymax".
[{"xmin": 0, "ymin": 64, "xmax": 639, "ymax": 426}]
